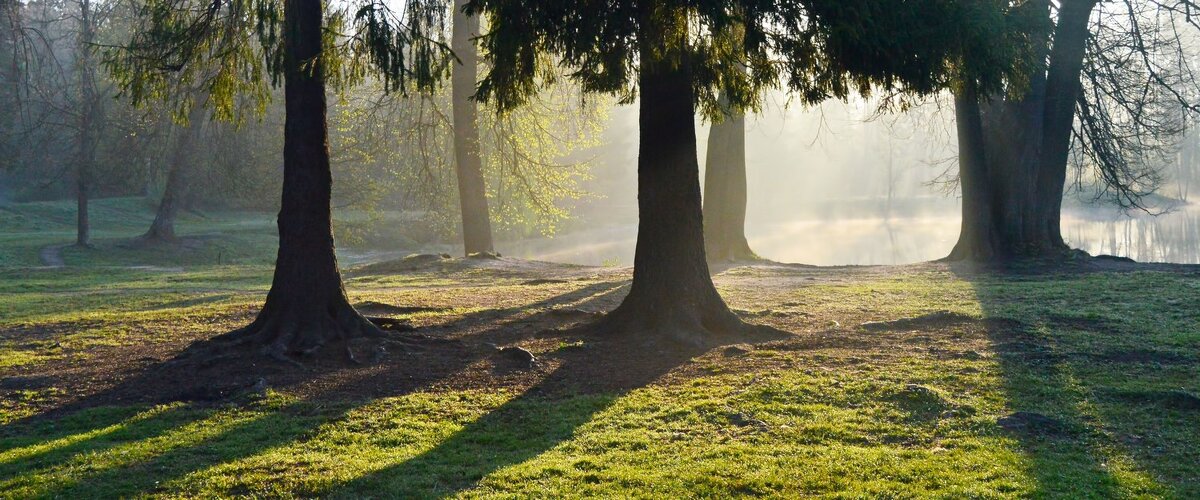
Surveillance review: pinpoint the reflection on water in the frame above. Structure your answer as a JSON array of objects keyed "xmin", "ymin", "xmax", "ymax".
[
  {"xmin": 502, "ymin": 205, "xmax": 1199, "ymax": 266},
  {"xmin": 1066, "ymin": 207, "xmax": 1199, "ymax": 264}
]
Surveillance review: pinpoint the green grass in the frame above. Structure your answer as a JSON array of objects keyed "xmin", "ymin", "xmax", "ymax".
[{"xmin": 0, "ymin": 198, "xmax": 1198, "ymax": 497}]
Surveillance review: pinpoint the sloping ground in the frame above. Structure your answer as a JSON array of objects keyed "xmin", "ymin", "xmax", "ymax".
[{"xmin": 0, "ymin": 258, "xmax": 1198, "ymax": 497}]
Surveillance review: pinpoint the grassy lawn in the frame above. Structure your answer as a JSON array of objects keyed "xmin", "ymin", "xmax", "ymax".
[{"xmin": 0, "ymin": 198, "xmax": 1197, "ymax": 497}]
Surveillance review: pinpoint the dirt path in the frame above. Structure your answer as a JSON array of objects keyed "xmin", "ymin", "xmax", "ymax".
[{"xmin": 38, "ymin": 244, "xmax": 67, "ymax": 267}]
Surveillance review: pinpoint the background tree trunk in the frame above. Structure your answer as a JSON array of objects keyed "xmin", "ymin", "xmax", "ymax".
[
  {"xmin": 703, "ymin": 95, "xmax": 757, "ymax": 262},
  {"xmin": 0, "ymin": 0, "xmax": 18, "ymax": 166},
  {"xmin": 591, "ymin": 9, "xmax": 764, "ymax": 346},
  {"xmin": 218, "ymin": 0, "xmax": 381, "ymax": 361},
  {"xmin": 451, "ymin": 0, "xmax": 494, "ymax": 256},
  {"xmin": 143, "ymin": 102, "xmax": 207, "ymax": 242},
  {"xmin": 74, "ymin": 0, "xmax": 95, "ymax": 248}
]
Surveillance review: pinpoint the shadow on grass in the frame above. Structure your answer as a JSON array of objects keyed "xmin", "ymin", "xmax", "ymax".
[
  {"xmin": 952, "ymin": 262, "xmax": 1198, "ymax": 497},
  {"xmin": 322, "ymin": 338, "xmax": 699, "ymax": 497},
  {"xmin": 0, "ymin": 399, "xmax": 355, "ymax": 497},
  {"xmin": 0, "ymin": 277, "xmax": 663, "ymax": 497},
  {"xmin": 0, "ymin": 405, "xmax": 201, "ymax": 473}
]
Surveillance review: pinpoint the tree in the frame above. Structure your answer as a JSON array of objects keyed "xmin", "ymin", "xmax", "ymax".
[
  {"xmin": 703, "ymin": 93, "xmax": 757, "ymax": 263},
  {"xmin": 73, "ymin": 0, "xmax": 104, "ymax": 247},
  {"xmin": 142, "ymin": 96, "xmax": 207, "ymax": 242},
  {"xmin": 702, "ymin": 24, "xmax": 756, "ymax": 263},
  {"xmin": 450, "ymin": 0, "xmax": 494, "ymax": 255},
  {"xmin": 0, "ymin": 0, "xmax": 18, "ymax": 168},
  {"xmin": 948, "ymin": 0, "xmax": 1200, "ymax": 261},
  {"xmin": 468, "ymin": 0, "xmax": 1031, "ymax": 345},
  {"xmin": 112, "ymin": 0, "xmax": 450, "ymax": 361}
]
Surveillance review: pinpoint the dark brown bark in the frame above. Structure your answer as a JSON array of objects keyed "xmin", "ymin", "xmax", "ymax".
[
  {"xmin": 703, "ymin": 96, "xmax": 757, "ymax": 263},
  {"xmin": 947, "ymin": 89, "xmax": 1001, "ymax": 261},
  {"xmin": 1036, "ymin": 0, "xmax": 1098, "ymax": 250},
  {"xmin": 946, "ymin": 0, "xmax": 1096, "ymax": 261},
  {"xmin": 217, "ymin": 0, "xmax": 383, "ymax": 361},
  {"xmin": 451, "ymin": 0, "xmax": 494, "ymax": 256},
  {"xmin": 143, "ymin": 103, "xmax": 206, "ymax": 242},
  {"xmin": 587, "ymin": 10, "xmax": 770, "ymax": 347}
]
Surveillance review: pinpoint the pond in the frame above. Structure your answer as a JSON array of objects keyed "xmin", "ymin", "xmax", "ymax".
[{"xmin": 502, "ymin": 205, "xmax": 1199, "ymax": 266}]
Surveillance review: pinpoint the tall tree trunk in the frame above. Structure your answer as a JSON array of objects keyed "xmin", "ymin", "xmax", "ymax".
[
  {"xmin": 1036, "ymin": 0, "xmax": 1098, "ymax": 250},
  {"xmin": 947, "ymin": 89, "xmax": 1001, "ymax": 260},
  {"xmin": 143, "ymin": 102, "xmax": 206, "ymax": 242},
  {"xmin": 74, "ymin": 0, "xmax": 95, "ymax": 248},
  {"xmin": 219, "ymin": 0, "xmax": 382, "ymax": 361},
  {"xmin": 703, "ymin": 95, "xmax": 757, "ymax": 262},
  {"xmin": 946, "ymin": 0, "xmax": 1097, "ymax": 261},
  {"xmin": 451, "ymin": 0, "xmax": 494, "ymax": 256},
  {"xmin": 0, "ymin": 0, "xmax": 18, "ymax": 166},
  {"xmin": 589, "ymin": 9, "xmax": 767, "ymax": 347}
]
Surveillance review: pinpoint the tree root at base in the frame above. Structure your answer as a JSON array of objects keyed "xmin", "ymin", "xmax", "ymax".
[
  {"xmin": 571, "ymin": 304, "xmax": 789, "ymax": 349},
  {"xmin": 171, "ymin": 308, "xmax": 428, "ymax": 369}
]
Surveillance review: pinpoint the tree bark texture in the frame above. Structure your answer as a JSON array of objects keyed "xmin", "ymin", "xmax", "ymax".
[
  {"xmin": 451, "ymin": 0, "xmax": 494, "ymax": 256},
  {"xmin": 221, "ymin": 0, "xmax": 383, "ymax": 360},
  {"xmin": 703, "ymin": 95, "xmax": 757, "ymax": 262},
  {"xmin": 74, "ymin": 0, "xmax": 96, "ymax": 248},
  {"xmin": 947, "ymin": 0, "xmax": 1096, "ymax": 261},
  {"xmin": 589, "ymin": 8, "xmax": 766, "ymax": 347}
]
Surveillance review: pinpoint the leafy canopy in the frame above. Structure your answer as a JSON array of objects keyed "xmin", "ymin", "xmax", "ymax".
[
  {"xmin": 104, "ymin": 0, "xmax": 453, "ymax": 122},
  {"xmin": 465, "ymin": 0, "xmax": 1044, "ymax": 116}
]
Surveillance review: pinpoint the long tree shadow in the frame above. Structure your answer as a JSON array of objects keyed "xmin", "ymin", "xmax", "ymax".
[
  {"xmin": 1, "ymin": 261, "xmax": 795, "ymax": 497},
  {"xmin": 0, "ymin": 405, "xmax": 202, "ymax": 475},
  {"xmin": 0, "ymin": 278, "xmax": 635, "ymax": 496},
  {"xmin": 5, "ymin": 399, "xmax": 356, "ymax": 497},
  {"xmin": 951, "ymin": 261, "xmax": 1198, "ymax": 497},
  {"xmin": 322, "ymin": 332, "xmax": 704, "ymax": 497},
  {"xmin": 320, "ymin": 270, "xmax": 784, "ymax": 496}
]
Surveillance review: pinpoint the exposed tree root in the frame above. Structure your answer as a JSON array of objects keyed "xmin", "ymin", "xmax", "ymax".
[
  {"xmin": 173, "ymin": 303, "xmax": 427, "ymax": 369},
  {"xmin": 574, "ymin": 301, "xmax": 788, "ymax": 350},
  {"xmin": 707, "ymin": 249, "xmax": 762, "ymax": 266},
  {"xmin": 940, "ymin": 239, "xmax": 1078, "ymax": 263}
]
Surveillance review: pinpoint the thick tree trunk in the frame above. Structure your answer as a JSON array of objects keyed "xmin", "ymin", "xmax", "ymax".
[
  {"xmin": 588, "ymin": 11, "xmax": 768, "ymax": 347},
  {"xmin": 703, "ymin": 96, "xmax": 757, "ymax": 263},
  {"xmin": 947, "ymin": 89, "xmax": 1002, "ymax": 260},
  {"xmin": 1037, "ymin": 0, "xmax": 1098, "ymax": 250},
  {"xmin": 218, "ymin": 0, "xmax": 383, "ymax": 361},
  {"xmin": 948, "ymin": 93, "xmax": 1058, "ymax": 260},
  {"xmin": 143, "ymin": 103, "xmax": 206, "ymax": 242},
  {"xmin": 451, "ymin": 0, "xmax": 494, "ymax": 256}
]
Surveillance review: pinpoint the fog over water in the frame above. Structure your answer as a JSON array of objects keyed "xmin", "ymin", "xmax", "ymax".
[{"xmin": 499, "ymin": 97, "xmax": 1200, "ymax": 266}]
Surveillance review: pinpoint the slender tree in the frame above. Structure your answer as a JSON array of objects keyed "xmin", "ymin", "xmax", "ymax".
[
  {"xmin": 702, "ymin": 24, "xmax": 756, "ymax": 263},
  {"xmin": 469, "ymin": 0, "xmax": 1031, "ymax": 344},
  {"xmin": 450, "ymin": 0, "xmax": 494, "ymax": 255},
  {"xmin": 0, "ymin": 0, "xmax": 17, "ymax": 167},
  {"xmin": 142, "ymin": 97, "xmax": 207, "ymax": 242},
  {"xmin": 74, "ymin": 0, "xmax": 103, "ymax": 248}
]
